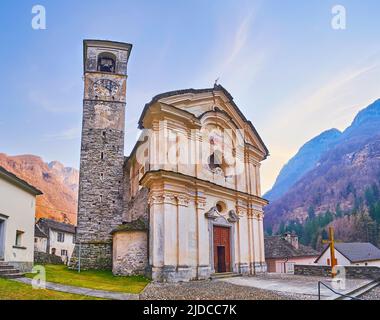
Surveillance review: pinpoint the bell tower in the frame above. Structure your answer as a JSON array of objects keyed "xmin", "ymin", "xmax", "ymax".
[{"xmin": 70, "ymin": 40, "xmax": 132, "ymax": 270}]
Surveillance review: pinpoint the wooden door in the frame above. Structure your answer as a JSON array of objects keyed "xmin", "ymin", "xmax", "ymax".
[{"xmin": 213, "ymin": 226, "xmax": 231, "ymax": 273}]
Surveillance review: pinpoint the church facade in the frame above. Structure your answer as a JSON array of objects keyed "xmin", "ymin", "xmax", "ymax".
[{"xmin": 70, "ymin": 40, "xmax": 269, "ymax": 282}]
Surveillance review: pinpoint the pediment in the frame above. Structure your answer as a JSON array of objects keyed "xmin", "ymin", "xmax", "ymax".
[{"xmin": 138, "ymin": 85, "xmax": 268, "ymax": 159}]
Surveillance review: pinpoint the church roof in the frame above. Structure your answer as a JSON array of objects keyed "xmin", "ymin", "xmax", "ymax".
[
  {"xmin": 315, "ymin": 242, "xmax": 380, "ymax": 263},
  {"xmin": 265, "ymin": 235, "xmax": 319, "ymax": 259},
  {"xmin": 137, "ymin": 84, "xmax": 269, "ymax": 158}
]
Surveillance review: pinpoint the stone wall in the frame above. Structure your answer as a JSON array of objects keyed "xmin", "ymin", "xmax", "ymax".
[
  {"xmin": 294, "ymin": 264, "xmax": 332, "ymax": 277},
  {"xmin": 112, "ymin": 230, "xmax": 148, "ymax": 276},
  {"xmin": 69, "ymin": 242, "xmax": 113, "ymax": 271},
  {"xmin": 34, "ymin": 251, "xmax": 64, "ymax": 265},
  {"xmin": 295, "ymin": 264, "xmax": 380, "ymax": 280}
]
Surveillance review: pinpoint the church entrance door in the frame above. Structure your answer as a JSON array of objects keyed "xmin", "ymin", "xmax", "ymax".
[{"xmin": 213, "ymin": 226, "xmax": 231, "ymax": 273}]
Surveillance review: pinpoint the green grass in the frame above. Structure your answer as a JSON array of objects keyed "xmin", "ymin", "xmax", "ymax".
[
  {"xmin": 26, "ymin": 264, "xmax": 150, "ymax": 294},
  {"xmin": 0, "ymin": 277, "xmax": 102, "ymax": 300}
]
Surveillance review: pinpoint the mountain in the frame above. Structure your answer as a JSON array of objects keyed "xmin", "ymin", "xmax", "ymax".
[
  {"xmin": 264, "ymin": 128, "xmax": 342, "ymax": 201},
  {"xmin": 264, "ymin": 99, "xmax": 380, "ymax": 247},
  {"xmin": 0, "ymin": 153, "xmax": 78, "ymax": 224}
]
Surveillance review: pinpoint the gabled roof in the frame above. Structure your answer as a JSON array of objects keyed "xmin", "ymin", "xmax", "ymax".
[
  {"xmin": 265, "ymin": 235, "xmax": 319, "ymax": 259},
  {"xmin": 137, "ymin": 84, "xmax": 269, "ymax": 158},
  {"xmin": 316, "ymin": 242, "xmax": 380, "ymax": 263},
  {"xmin": 37, "ymin": 218, "xmax": 76, "ymax": 234},
  {"xmin": 0, "ymin": 166, "xmax": 42, "ymax": 196},
  {"xmin": 34, "ymin": 224, "xmax": 48, "ymax": 238}
]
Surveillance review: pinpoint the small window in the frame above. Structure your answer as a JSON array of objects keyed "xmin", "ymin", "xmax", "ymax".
[
  {"xmin": 34, "ymin": 238, "xmax": 37, "ymax": 243},
  {"xmin": 101, "ymin": 152, "xmax": 104, "ymax": 160},
  {"xmin": 51, "ymin": 248, "xmax": 56, "ymax": 255},
  {"xmin": 208, "ymin": 150, "xmax": 224, "ymax": 171},
  {"xmin": 61, "ymin": 249, "xmax": 68, "ymax": 257},
  {"xmin": 327, "ymin": 258, "xmax": 331, "ymax": 266},
  {"xmin": 97, "ymin": 52, "xmax": 116, "ymax": 73},
  {"xmin": 215, "ymin": 201, "xmax": 226, "ymax": 213},
  {"xmin": 15, "ymin": 230, "xmax": 24, "ymax": 247},
  {"xmin": 57, "ymin": 232, "xmax": 65, "ymax": 243}
]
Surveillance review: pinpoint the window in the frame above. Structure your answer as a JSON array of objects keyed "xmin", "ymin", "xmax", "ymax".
[
  {"xmin": 57, "ymin": 232, "xmax": 65, "ymax": 243},
  {"xmin": 15, "ymin": 230, "xmax": 24, "ymax": 247},
  {"xmin": 61, "ymin": 249, "xmax": 68, "ymax": 257},
  {"xmin": 327, "ymin": 258, "xmax": 331, "ymax": 266},
  {"xmin": 216, "ymin": 201, "xmax": 226, "ymax": 213},
  {"xmin": 51, "ymin": 248, "xmax": 56, "ymax": 255},
  {"xmin": 34, "ymin": 238, "xmax": 37, "ymax": 243},
  {"xmin": 97, "ymin": 52, "xmax": 116, "ymax": 73},
  {"xmin": 208, "ymin": 150, "xmax": 224, "ymax": 172},
  {"xmin": 101, "ymin": 152, "xmax": 104, "ymax": 160}
]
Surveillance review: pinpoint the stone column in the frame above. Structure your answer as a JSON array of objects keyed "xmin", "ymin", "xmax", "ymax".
[
  {"xmin": 148, "ymin": 192, "xmax": 164, "ymax": 280},
  {"xmin": 162, "ymin": 193, "xmax": 178, "ymax": 281},
  {"xmin": 196, "ymin": 193, "xmax": 210, "ymax": 279},
  {"xmin": 177, "ymin": 195, "xmax": 193, "ymax": 281}
]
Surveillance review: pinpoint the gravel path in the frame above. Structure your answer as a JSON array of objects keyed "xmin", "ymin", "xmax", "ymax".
[
  {"xmin": 140, "ymin": 279, "xmax": 312, "ymax": 300},
  {"xmin": 360, "ymin": 285, "xmax": 380, "ymax": 300}
]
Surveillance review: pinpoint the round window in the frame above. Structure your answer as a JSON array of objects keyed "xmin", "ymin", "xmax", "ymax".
[{"xmin": 216, "ymin": 201, "xmax": 226, "ymax": 213}]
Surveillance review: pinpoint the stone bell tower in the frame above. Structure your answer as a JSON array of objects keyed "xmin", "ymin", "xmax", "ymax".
[{"xmin": 70, "ymin": 40, "xmax": 132, "ymax": 270}]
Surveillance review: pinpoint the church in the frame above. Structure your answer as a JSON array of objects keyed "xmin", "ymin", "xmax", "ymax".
[{"xmin": 69, "ymin": 40, "xmax": 269, "ymax": 282}]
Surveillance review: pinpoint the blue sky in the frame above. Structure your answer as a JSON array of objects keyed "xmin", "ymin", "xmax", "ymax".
[{"xmin": 1, "ymin": 0, "xmax": 380, "ymax": 192}]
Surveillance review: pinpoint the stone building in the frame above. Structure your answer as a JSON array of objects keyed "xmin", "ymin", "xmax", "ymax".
[
  {"xmin": 70, "ymin": 40, "xmax": 270, "ymax": 282},
  {"xmin": 265, "ymin": 233, "xmax": 319, "ymax": 274}
]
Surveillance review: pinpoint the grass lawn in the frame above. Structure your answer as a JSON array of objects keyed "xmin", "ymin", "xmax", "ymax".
[
  {"xmin": 0, "ymin": 278, "xmax": 102, "ymax": 300},
  {"xmin": 26, "ymin": 264, "xmax": 150, "ymax": 294}
]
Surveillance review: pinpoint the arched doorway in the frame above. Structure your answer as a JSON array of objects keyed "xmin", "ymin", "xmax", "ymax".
[{"xmin": 213, "ymin": 226, "xmax": 231, "ymax": 273}]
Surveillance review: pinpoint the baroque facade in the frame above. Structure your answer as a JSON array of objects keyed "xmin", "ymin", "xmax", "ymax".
[{"xmin": 70, "ymin": 40, "xmax": 269, "ymax": 282}]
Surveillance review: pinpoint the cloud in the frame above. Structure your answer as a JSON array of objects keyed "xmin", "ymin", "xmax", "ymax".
[
  {"xmin": 261, "ymin": 53, "xmax": 380, "ymax": 193},
  {"xmin": 28, "ymin": 82, "xmax": 81, "ymax": 114},
  {"xmin": 198, "ymin": 3, "xmax": 272, "ymax": 92},
  {"xmin": 44, "ymin": 127, "xmax": 81, "ymax": 141}
]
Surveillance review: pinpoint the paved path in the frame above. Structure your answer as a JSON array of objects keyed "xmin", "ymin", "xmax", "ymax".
[
  {"xmin": 220, "ymin": 274, "xmax": 373, "ymax": 300},
  {"xmin": 15, "ymin": 278, "xmax": 139, "ymax": 300}
]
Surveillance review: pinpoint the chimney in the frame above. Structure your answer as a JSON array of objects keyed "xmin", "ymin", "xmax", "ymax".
[{"xmin": 284, "ymin": 232, "xmax": 299, "ymax": 249}]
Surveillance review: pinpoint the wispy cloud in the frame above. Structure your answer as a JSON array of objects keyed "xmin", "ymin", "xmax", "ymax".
[
  {"xmin": 261, "ymin": 53, "xmax": 380, "ymax": 193},
  {"xmin": 44, "ymin": 127, "xmax": 81, "ymax": 141},
  {"xmin": 28, "ymin": 82, "xmax": 81, "ymax": 114},
  {"xmin": 198, "ymin": 3, "xmax": 272, "ymax": 92}
]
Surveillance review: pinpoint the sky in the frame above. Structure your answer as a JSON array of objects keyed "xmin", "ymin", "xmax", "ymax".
[{"xmin": 1, "ymin": 0, "xmax": 380, "ymax": 193}]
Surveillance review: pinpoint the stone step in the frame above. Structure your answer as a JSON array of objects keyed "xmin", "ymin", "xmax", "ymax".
[
  {"xmin": 336, "ymin": 280, "xmax": 379, "ymax": 300},
  {"xmin": 0, "ymin": 268, "xmax": 18, "ymax": 273},
  {"xmin": 211, "ymin": 272, "xmax": 242, "ymax": 280},
  {"xmin": 0, "ymin": 272, "xmax": 25, "ymax": 279}
]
